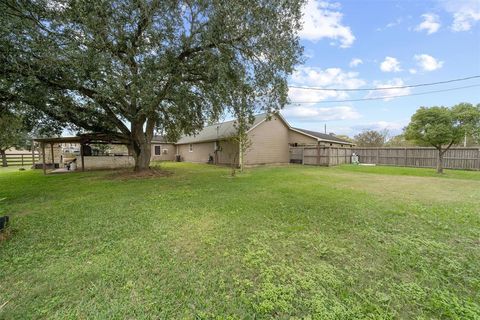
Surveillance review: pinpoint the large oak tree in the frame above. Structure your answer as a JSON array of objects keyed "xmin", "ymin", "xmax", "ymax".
[{"xmin": 1, "ymin": 0, "xmax": 304, "ymax": 171}]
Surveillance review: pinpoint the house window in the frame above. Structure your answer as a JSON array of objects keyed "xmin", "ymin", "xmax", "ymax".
[
  {"xmin": 154, "ymin": 145, "xmax": 161, "ymax": 155},
  {"xmin": 189, "ymin": 144, "xmax": 193, "ymax": 152}
]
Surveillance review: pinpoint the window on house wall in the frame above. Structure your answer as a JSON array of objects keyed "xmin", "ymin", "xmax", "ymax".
[
  {"xmin": 189, "ymin": 144, "xmax": 193, "ymax": 152},
  {"xmin": 154, "ymin": 145, "xmax": 161, "ymax": 155}
]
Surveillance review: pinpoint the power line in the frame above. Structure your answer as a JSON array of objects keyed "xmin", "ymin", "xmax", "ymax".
[
  {"xmin": 289, "ymin": 75, "xmax": 480, "ymax": 91},
  {"xmin": 289, "ymin": 84, "xmax": 480, "ymax": 104}
]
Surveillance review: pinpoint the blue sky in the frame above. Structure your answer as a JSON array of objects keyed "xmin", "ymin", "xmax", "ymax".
[{"xmin": 282, "ymin": 0, "xmax": 480, "ymax": 137}]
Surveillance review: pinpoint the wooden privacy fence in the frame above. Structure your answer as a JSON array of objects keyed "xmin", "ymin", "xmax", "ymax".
[
  {"xmin": 289, "ymin": 146, "xmax": 480, "ymax": 170},
  {"xmin": 351, "ymin": 147, "xmax": 480, "ymax": 170},
  {"xmin": 290, "ymin": 146, "xmax": 352, "ymax": 166},
  {"xmin": 3, "ymin": 153, "xmax": 40, "ymax": 167}
]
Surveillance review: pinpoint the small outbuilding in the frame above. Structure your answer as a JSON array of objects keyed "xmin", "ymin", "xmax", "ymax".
[{"xmin": 34, "ymin": 133, "xmax": 133, "ymax": 174}]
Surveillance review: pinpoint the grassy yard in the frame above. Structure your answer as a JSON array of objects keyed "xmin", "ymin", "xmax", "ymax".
[{"xmin": 1, "ymin": 163, "xmax": 479, "ymax": 319}]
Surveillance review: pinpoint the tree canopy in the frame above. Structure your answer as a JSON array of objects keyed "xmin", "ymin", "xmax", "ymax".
[
  {"xmin": 353, "ymin": 130, "xmax": 388, "ymax": 147},
  {"xmin": 2, "ymin": 0, "xmax": 304, "ymax": 170},
  {"xmin": 0, "ymin": 112, "xmax": 27, "ymax": 166}
]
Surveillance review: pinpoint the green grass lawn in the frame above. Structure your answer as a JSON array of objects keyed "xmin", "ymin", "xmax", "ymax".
[{"xmin": 1, "ymin": 163, "xmax": 479, "ymax": 319}]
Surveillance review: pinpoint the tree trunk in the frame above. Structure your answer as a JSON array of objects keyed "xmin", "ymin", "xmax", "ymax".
[
  {"xmin": 0, "ymin": 150, "xmax": 7, "ymax": 167},
  {"xmin": 436, "ymin": 148, "xmax": 444, "ymax": 174},
  {"xmin": 131, "ymin": 125, "xmax": 152, "ymax": 172},
  {"xmin": 133, "ymin": 141, "xmax": 151, "ymax": 171}
]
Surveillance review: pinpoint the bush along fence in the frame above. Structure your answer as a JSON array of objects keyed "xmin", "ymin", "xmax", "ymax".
[{"xmin": 289, "ymin": 146, "xmax": 480, "ymax": 170}]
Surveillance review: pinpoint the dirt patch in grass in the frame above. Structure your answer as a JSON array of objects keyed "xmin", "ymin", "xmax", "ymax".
[
  {"xmin": 103, "ymin": 168, "xmax": 173, "ymax": 180},
  {"xmin": 0, "ymin": 229, "xmax": 14, "ymax": 243}
]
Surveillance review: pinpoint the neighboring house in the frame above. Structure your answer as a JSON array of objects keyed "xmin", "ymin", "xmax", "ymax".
[
  {"xmin": 165, "ymin": 113, "xmax": 353, "ymax": 166},
  {"xmin": 289, "ymin": 127, "xmax": 354, "ymax": 148}
]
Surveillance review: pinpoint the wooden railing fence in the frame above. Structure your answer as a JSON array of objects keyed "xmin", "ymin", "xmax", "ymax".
[{"xmin": 3, "ymin": 153, "xmax": 40, "ymax": 167}]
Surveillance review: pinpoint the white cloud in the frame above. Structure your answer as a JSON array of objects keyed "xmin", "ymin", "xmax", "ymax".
[
  {"xmin": 414, "ymin": 54, "xmax": 444, "ymax": 71},
  {"xmin": 365, "ymin": 78, "xmax": 411, "ymax": 101},
  {"xmin": 289, "ymin": 66, "xmax": 366, "ymax": 103},
  {"xmin": 409, "ymin": 68, "xmax": 417, "ymax": 74},
  {"xmin": 352, "ymin": 121, "xmax": 406, "ymax": 134},
  {"xmin": 441, "ymin": 0, "xmax": 480, "ymax": 31},
  {"xmin": 283, "ymin": 106, "xmax": 361, "ymax": 121},
  {"xmin": 376, "ymin": 17, "xmax": 403, "ymax": 31},
  {"xmin": 415, "ymin": 13, "xmax": 441, "ymax": 34},
  {"xmin": 386, "ymin": 18, "xmax": 403, "ymax": 28},
  {"xmin": 349, "ymin": 58, "xmax": 363, "ymax": 67},
  {"xmin": 380, "ymin": 56, "xmax": 402, "ymax": 72},
  {"xmin": 300, "ymin": 0, "xmax": 355, "ymax": 48}
]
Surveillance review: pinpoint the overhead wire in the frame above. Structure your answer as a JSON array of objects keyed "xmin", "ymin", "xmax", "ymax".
[
  {"xmin": 288, "ymin": 75, "xmax": 480, "ymax": 91},
  {"xmin": 289, "ymin": 84, "xmax": 480, "ymax": 104}
]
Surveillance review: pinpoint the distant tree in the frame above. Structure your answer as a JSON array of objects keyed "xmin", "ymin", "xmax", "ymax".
[
  {"xmin": 0, "ymin": 113, "xmax": 27, "ymax": 167},
  {"xmin": 354, "ymin": 130, "xmax": 388, "ymax": 147},
  {"xmin": 385, "ymin": 134, "xmax": 415, "ymax": 147},
  {"xmin": 2, "ymin": 0, "xmax": 304, "ymax": 171},
  {"xmin": 334, "ymin": 135, "xmax": 354, "ymax": 143},
  {"xmin": 404, "ymin": 104, "xmax": 480, "ymax": 174}
]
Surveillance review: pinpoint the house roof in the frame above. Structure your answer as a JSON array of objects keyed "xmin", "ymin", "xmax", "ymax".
[
  {"xmin": 152, "ymin": 135, "xmax": 170, "ymax": 143},
  {"xmin": 291, "ymin": 127, "xmax": 354, "ymax": 145},
  {"xmin": 176, "ymin": 113, "xmax": 268, "ymax": 144}
]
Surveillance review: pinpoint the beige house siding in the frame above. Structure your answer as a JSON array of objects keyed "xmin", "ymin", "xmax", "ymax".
[
  {"xmin": 244, "ymin": 115, "xmax": 290, "ymax": 165},
  {"xmin": 151, "ymin": 143, "xmax": 176, "ymax": 161},
  {"xmin": 216, "ymin": 140, "xmax": 239, "ymax": 165},
  {"xmin": 177, "ymin": 142, "xmax": 215, "ymax": 163},
  {"xmin": 176, "ymin": 140, "xmax": 239, "ymax": 165},
  {"xmin": 289, "ymin": 130, "xmax": 318, "ymax": 146}
]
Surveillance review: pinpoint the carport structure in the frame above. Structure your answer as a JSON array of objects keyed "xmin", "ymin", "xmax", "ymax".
[{"xmin": 34, "ymin": 133, "xmax": 129, "ymax": 174}]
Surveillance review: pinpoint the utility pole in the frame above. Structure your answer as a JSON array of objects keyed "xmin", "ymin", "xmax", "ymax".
[{"xmin": 324, "ymin": 124, "xmax": 327, "ymax": 134}]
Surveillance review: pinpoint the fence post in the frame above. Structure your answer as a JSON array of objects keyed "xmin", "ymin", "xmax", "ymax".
[
  {"xmin": 21, "ymin": 154, "xmax": 24, "ymax": 167},
  {"xmin": 302, "ymin": 147, "xmax": 305, "ymax": 165},
  {"xmin": 377, "ymin": 148, "xmax": 380, "ymax": 164},
  {"xmin": 42, "ymin": 143, "xmax": 46, "ymax": 175},
  {"xmin": 478, "ymin": 148, "xmax": 480, "ymax": 170},
  {"xmin": 32, "ymin": 142, "xmax": 36, "ymax": 168},
  {"xmin": 316, "ymin": 145, "xmax": 320, "ymax": 165}
]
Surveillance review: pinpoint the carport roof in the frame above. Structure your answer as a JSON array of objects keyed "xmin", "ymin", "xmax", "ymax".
[{"xmin": 34, "ymin": 133, "xmax": 129, "ymax": 145}]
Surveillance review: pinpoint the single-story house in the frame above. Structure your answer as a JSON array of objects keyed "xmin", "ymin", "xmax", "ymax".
[
  {"xmin": 151, "ymin": 113, "xmax": 354, "ymax": 166},
  {"xmin": 34, "ymin": 113, "xmax": 353, "ymax": 172}
]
